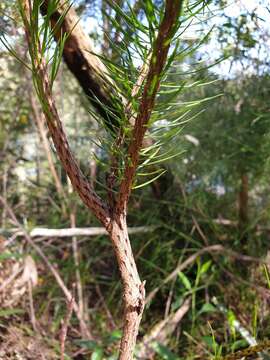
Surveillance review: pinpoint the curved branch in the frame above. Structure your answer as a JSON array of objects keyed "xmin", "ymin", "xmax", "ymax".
[{"xmin": 20, "ymin": 0, "xmax": 110, "ymax": 227}]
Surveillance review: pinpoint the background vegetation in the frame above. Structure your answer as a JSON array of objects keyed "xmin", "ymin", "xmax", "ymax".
[{"xmin": 1, "ymin": 0, "xmax": 270, "ymax": 359}]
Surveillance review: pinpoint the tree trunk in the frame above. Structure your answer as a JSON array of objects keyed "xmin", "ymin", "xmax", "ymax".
[
  {"xmin": 40, "ymin": 0, "xmax": 124, "ymax": 132},
  {"xmin": 108, "ymin": 217, "xmax": 145, "ymax": 360}
]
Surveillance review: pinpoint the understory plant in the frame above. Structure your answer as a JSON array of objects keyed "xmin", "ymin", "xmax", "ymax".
[{"xmin": 3, "ymin": 0, "xmax": 213, "ymax": 358}]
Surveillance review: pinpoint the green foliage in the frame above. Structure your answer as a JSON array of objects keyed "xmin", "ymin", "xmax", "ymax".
[
  {"xmin": 83, "ymin": 0, "xmax": 216, "ymax": 190},
  {"xmin": 1, "ymin": 1, "xmax": 270, "ymax": 359},
  {"xmin": 152, "ymin": 342, "xmax": 182, "ymax": 360}
]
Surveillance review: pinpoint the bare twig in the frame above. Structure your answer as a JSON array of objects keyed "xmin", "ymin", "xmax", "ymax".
[
  {"xmin": 60, "ymin": 296, "xmax": 75, "ymax": 360},
  {"xmin": 0, "ymin": 226, "xmax": 154, "ymax": 238},
  {"xmin": 164, "ymin": 260, "xmax": 180, "ymax": 318},
  {"xmin": 192, "ymin": 215, "xmax": 208, "ymax": 246},
  {"xmin": 70, "ymin": 210, "xmax": 86, "ymax": 337},
  {"xmin": 0, "ymin": 265, "xmax": 24, "ymax": 293},
  {"xmin": 213, "ymin": 218, "xmax": 238, "ymax": 226},
  {"xmin": 30, "ymin": 94, "xmax": 67, "ymax": 214}
]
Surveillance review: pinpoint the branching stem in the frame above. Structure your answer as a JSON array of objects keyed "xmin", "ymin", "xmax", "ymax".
[
  {"xmin": 116, "ymin": 0, "xmax": 183, "ymax": 216},
  {"xmin": 18, "ymin": 1, "xmax": 183, "ymax": 359}
]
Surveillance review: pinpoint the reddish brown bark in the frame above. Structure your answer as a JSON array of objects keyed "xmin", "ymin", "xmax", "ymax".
[
  {"xmin": 116, "ymin": 0, "xmax": 183, "ymax": 215},
  {"xmin": 19, "ymin": 1, "xmax": 182, "ymax": 358},
  {"xmin": 40, "ymin": 0, "xmax": 174, "ymax": 199},
  {"xmin": 108, "ymin": 218, "xmax": 145, "ymax": 360}
]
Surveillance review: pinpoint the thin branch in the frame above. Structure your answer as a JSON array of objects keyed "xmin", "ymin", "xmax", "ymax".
[
  {"xmin": 30, "ymin": 94, "xmax": 67, "ymax": 213},
  {"xmin": 60, "ymin": 296, "xmax": 75, "ymax": 360},
  {"xmin": 192, "ymin": 215, "xmax": 208, "ymax": 246},
  {"xmin": 0, "ymin": 226, "xmax": 154, "ymax": 238},
  {"xmin": 0, "ymin": 265, "xmax": 24, "ymax": 293},
  {"xmin": 19, "ymin": 0, "xmax": 110, "ymax": 228},
  {"xmin": 116, "ymin": 0, "xmax": 183, "ymax": 215},
  {"xmin": 70, "ymin": 209, "xmax": 85, "ymax": 337},
  {"xmin": 95, "ymin": 284, "xmax": 116, "ymax": 330}
]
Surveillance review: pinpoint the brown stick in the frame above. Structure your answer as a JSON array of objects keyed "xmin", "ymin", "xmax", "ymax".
[
  {"xmin": 70, "ymin": 210, "xmax": 86, "ymax": 337},
  {"xmin": 95, "ymin": 284, "xmax": 116, "ymax": 330},
  {"xmin": 20, "ymin": 0, "xmax": 110, "ymax": 228},
  {"xmin": 116, "ymin": 0, "xmax": 183, "ymax": 215},
  {"xmin": 60, "ymin": 296, "xmax": 74, "ymax": 360},
  {"xmin": 107, "ymin": 218, "xmax": 145, "ymax": 360}
]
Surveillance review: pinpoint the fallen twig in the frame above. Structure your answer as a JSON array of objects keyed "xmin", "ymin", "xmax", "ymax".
[{"xmin": 0, "ymin": 226, "xmax": 154, "ymax": 238}]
